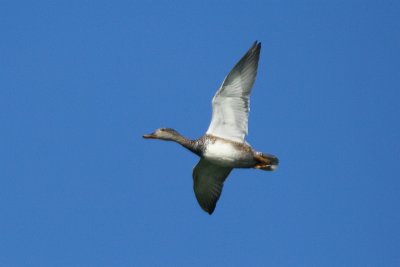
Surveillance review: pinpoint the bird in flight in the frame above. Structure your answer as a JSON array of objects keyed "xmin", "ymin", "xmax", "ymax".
[{"xmin": 143, "ymin": 41, "xmax": 278, "ymax": 214}]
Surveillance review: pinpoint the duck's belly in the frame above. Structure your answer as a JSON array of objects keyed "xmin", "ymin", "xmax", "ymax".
[{"xmin": 203, "ymin": 140, "xmax": 255, "ymax": 168}]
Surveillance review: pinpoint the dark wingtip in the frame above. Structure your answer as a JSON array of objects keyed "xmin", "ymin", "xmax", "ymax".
[
  {"xmin": 253, "ymin": 40, "xmax": 261, "ymax": 49},
  {"xmin": 248, "ymin": 41, "xmax": 261, "ymax": 58},
  {"xmin": 203, "ymin": 204, "xmax": 216, "ymax": 215}
]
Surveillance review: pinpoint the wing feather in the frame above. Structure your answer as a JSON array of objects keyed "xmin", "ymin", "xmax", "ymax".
[
  {"xmin": 206, "ymin": 41, "xmax": 261, "ymax": 142},
  {"xmin": 192, "ymin": 159, "xmax": 232, "ymax": 214}
]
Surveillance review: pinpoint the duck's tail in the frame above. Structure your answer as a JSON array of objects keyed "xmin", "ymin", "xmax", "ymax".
[{"xmin": 254, "ymin": 152, "xmax": 279, "ymax": 171}]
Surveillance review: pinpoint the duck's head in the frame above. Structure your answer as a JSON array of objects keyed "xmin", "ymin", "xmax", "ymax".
[{"xmin": 143, "ymin": 128, "xmax": 181, "ymax": 141}]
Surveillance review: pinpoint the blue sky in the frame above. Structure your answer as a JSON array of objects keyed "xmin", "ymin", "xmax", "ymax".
[{"xmin": 1, "ymin": 1, "xmax": 399, "ymax": 266}]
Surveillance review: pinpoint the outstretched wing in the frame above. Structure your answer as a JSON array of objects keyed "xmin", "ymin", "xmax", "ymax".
[
  {"xmin": 206, "ymin": 41, "xmax": 261, "ymax": 142},
  {"xmin": 192, "ymin": 159, "xmax": 232, "ymax": 214}
]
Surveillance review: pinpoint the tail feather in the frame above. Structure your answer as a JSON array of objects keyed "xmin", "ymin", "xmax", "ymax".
[{"xmin": 255, "ymin": 153, "xmax": 279, "ymax": 171}]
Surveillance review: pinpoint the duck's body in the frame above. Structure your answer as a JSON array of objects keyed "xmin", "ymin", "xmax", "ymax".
[
  {"xmin": 203, "ymin": 136, "xmax": 255, "ymax": 168},
  {"xmin": 195, "ymin": 135, "xmax": 276, "ymax": 170},
  {"xmin": 144, "ymin": 42, "xmax": 279, "ymax": 214}
]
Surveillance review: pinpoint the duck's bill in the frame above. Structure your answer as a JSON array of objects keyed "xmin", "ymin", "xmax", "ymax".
[{"xmin": 143, "ymin": 134, "xmax": 156, "ymax": 139}]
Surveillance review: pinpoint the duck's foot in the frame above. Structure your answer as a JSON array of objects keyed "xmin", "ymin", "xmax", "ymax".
[
  {"xmin": 254, "ymin": 163, "xmax": 277, "ymax": 171},
  {"xmin": 254, "ymin": 163, "xmax": 267, "ymax": 169},
  {"xmin": 254, "ymin": 154, "xmax": 268, "ymax": 164},
  {"xmin": 253, "ymin": 152, "xmax": 279, "ymax": 171}
]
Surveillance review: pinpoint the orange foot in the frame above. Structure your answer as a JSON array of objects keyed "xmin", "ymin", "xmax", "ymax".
[
  {"xmin": 254, "ymin": 163, "xmax": 268, "ymax": 169},
  {"xmin": 254, "ymin": 163, "xmax": 276, "ymax": 171}
]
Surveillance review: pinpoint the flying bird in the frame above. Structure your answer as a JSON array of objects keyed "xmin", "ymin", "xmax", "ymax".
[{"xmin": 143, "ymin": 41, "xmax": 278, "ymax": 214}]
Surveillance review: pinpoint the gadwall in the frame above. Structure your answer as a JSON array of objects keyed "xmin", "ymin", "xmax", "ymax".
[{"xmin": 144, "ymin": 41, "xmax": 278, "ymax": 214}]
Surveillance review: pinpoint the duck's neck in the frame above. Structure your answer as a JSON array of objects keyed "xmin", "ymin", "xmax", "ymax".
[{"xmin": 172, "ymin": 134, "xmax": 201, "ymax": 156}]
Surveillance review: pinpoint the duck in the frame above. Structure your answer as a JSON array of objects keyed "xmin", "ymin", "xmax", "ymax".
[{"xmin": 143, "ymin": 41, "xmax": 278, "ymax": 214}]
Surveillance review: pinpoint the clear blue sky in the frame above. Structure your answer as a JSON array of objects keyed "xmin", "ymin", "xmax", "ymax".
[{"xmin": 1, "ymin": 1, "xmax": 399, "ymax": 266}]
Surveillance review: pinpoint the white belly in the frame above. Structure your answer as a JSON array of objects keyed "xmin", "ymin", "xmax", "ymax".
[{"xmin": 203, "ymin": 140, "xmax": 254, "ymax": 167}]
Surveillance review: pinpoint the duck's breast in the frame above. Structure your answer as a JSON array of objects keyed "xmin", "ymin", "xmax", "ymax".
[{"xmin": 203, "ymin": 139, "xmax": 255, "ymax": 167}]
